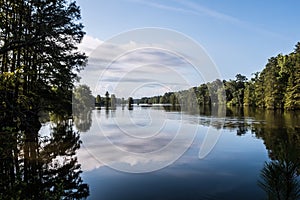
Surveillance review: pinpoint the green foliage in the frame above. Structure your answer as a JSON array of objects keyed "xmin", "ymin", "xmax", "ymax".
[
  {"xmin": 111, "ymin": 94, "xmax": 116, "ymax": 109},
  {"xmin": 224, "ymin": 74, "xmax": 247, "ymax": 106},
  {"xmin": 72, "ymin": 85, "xmax": 94, "ymax": 132},
  {"xmin": 73, "ymin": 85, "xmax": 95, "ymax": 111},
  {"xmin": 138, "ymin": 41, "xmax": 300, "ymax": 111},
  {"xmin": 95, "ymin": 95, "xmax": 101, "ymax": 106},
  {"xmin": 243, "ymin": 81, "xmax": 255, "ymax": 106},
  {"xmin": 0, "ymin": 0, "xmax": 87, "ymax": 118},
  {"xmin": 253, "ymin": 49, "xmax": 300, "ymax": 110},
  {"xmin": 284, "ymin": 52, "xmax": 300, "ymax": 110},
  {"xmin": 0, "ymin": 0, "xmax": 89, "ymax": 198},
  {"xmin": 188, "ymin": 43, "xmax": 300, "ymax": 110}
]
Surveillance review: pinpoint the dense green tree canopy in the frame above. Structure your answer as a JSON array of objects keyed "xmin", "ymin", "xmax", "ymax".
[{"xmin": 0, "ymin": 0, "xmax": 87, "ymax": 120}]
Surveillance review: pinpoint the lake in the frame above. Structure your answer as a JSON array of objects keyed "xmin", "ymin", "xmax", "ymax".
[{"xmin": 66, "ymin": 105, "xmax": 300, "ymax": 200}]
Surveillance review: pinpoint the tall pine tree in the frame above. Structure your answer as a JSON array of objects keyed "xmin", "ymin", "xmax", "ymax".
[{"xmin": 284, "ymin": 44, "xmax": 300, "ymax": 110}]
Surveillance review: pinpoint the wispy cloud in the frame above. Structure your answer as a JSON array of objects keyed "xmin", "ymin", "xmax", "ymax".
[
  {"xmin": 132, "ymin": 0, "xmax": 286, "ymax": 40},
  {"xmin": 132, "ymin": 0, "xmax": 198, "ymax": 15},
  {"xmin": 132, "ymin": 0, "xmax": 242, "ymax": 25},
  {"xmin": 176, "ymin": 0, "xmax": 242, "ymax": 24}
]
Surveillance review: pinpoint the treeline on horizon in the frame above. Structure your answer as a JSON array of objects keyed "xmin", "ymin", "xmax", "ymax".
[{"xmin": 138, "ymin": 42, "xmax": 300, "ymax": 110}]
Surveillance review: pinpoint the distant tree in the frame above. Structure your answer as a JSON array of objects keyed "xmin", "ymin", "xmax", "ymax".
[
  {"xmin": 294, "ymin": 42, "xmax": 300, "ymax": 53},
  {"xmin": 284, "ymin": 52, "xmax": 300, "ymax": 110},
  {"xmin": 128, "ymin": 97, "xmax": 133, "ymax": 109},
  {"xmin": 73, "ymin": 85, "xmax": 95, "ymax": 110},
  {"xmin": 234, "ymin": 74, "xmax": 247, "ymax": 106},
  {"xmin": 263, "ymin": 56, "xmax": 286, "ymax": 109},
  {"xmin": 169, "ymin": 93, "xmax": 177, "ymax": 105},
  {"xmin": 111, "ymin": 94, "xmax": 116, "ymax": 109},
  {"xmin": 105, "ymin": 91, "xmax": 110, "ymax": 108},
  {"xmin": 243, "ymin": 81, "xmax": 255, "ymax": 107},
  {"xmin": 235, "ymin": 74, "xmax": 247, "ymax": 84},
  {"xmin": 244, "ymin": 72, "xmax": 260, "ymax": 107},
  {"xmin": 197, "ymin": 84, "xmax": 210, "ymax": 105},
  {"xmin": 96, "ymin": 95, "xmax": 101, "ymax": 106},
  {"xmin": 207, "ymin": 79, "xmax": 223, "ymax": 105},
  {"xmin": 160, "ymin": 95, "xmax": 168, "ymax": 104},
  {"xmin": 224, "ymin": 80, "xmax": 235, "ymax": 105},
  {"xmin": 72, "ymin": 85, "xmax": 94, "ymax": 132},
  {"xmin": 254, "ymin": 71, "xmax": 265, "ymax": 108}
]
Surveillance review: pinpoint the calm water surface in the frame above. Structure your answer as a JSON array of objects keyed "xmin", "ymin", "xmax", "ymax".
[{"xmin": 72, "ymin": 106, "xmax": 300, "ymax": 200}]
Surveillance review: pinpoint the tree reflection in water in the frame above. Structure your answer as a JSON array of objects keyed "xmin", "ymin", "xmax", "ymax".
[
  {"xmin": 254, "ymin": 111, "xmax": 300, "ymax": 200},
  {"xmin": 0, "ymin": 119, "xmax": 89, "ymax": 199},
  {"xmin": 220, "ymin": 108, "xmax": 300, "ymax": 199},
  {"xmin": 259, "ymin": 159, "xmax": 300, "ymax": 200},
  {"xmin": 163, "ymin": 105, "xmax": 300, "ymax": 199},
  {"xmin": 257, "ymin": 128, "xmax": 300, "ymax": 200}
]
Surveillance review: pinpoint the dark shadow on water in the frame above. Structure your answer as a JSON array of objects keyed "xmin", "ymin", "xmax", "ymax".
[
  {"xmin": 0, "ymin": 118, "xmax": 89, "ymax": 199},
  {"xmin": 256, "ymin": 128, "xmax": 300, "ymax": 200}
]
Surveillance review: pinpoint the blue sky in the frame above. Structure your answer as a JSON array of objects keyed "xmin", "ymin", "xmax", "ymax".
[{"xmin": 76, "ymin": 0, "xmax": 300, "ymax": 97}]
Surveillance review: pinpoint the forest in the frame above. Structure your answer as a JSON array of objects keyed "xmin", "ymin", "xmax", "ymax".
[
  {"xmin": 0, "ymin": 0, "xmax": 89, "ymax": 198},
  {"xmin": 138, "ymin": 43, "xmax": 300, "ymax": 110}
]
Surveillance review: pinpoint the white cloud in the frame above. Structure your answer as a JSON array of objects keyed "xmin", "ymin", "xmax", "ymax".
[
  {"xmin": 77, "ymin": 29, "xmax": 221, "ymax": 98},
  {"xmin": 78, "ymin": 35, "xmax": 103, "ymax": 56}
]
